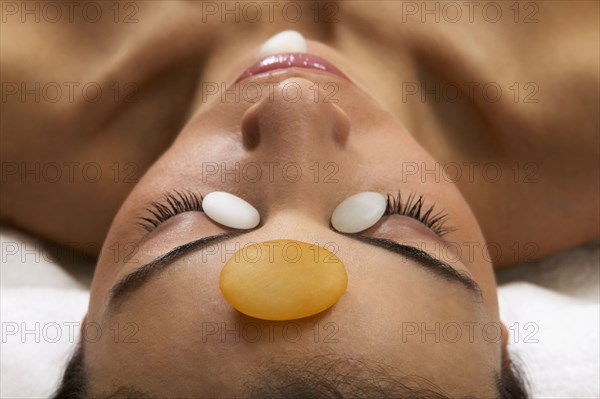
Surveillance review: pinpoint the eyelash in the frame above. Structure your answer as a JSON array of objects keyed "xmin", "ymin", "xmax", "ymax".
[
  {"xmin": 139, "ymin": 190, "xmax": 454, "ymax": 236},
  {"xmin": 384, "ymin": 192, "xmax": 454, "ymax": 236},
  {"xmin": 138, "ymin": 190, "xmax": 203, "ymax": 232}
]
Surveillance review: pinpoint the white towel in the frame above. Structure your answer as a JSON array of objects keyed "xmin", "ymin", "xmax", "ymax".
[
  {"xmin": 1, "ymin": 226, "xmax": 598, "ymax": 398},
  {"xmin": 498, "ymin": 241, "xmax": 600, "ymax": 398}
]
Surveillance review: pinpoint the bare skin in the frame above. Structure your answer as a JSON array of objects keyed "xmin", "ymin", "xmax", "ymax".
[
  {"xmin": 1, "ymin": 1, "xmax": 598, "ymax": 396},
  {"xmin": 1, "ymin": 1, "xmax": 598, "ymax": 265}
]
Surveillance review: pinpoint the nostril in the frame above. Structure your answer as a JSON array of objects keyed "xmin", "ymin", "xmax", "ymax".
[{"xmin": 239, "ymin": 83, "xmax": 351, "ymax": 149}]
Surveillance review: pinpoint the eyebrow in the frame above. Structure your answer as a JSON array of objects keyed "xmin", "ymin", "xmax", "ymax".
[
  {"xmin": 344, "ymin": 234, "xmax": 482, "ymax": 299},
  {"xmin": 106, "ymin": 231, "xmax": 482, "ymax": 313}
]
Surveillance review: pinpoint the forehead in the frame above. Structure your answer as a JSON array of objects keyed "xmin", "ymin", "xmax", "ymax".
[{"xmin": 85, "ymin": 242, "xmax": 500, "ymax": 397}]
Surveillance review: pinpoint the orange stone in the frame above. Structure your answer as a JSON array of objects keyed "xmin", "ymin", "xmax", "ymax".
[{"xmin": 220, "ymin": 240, "xmax": 348, "ymax": 320}]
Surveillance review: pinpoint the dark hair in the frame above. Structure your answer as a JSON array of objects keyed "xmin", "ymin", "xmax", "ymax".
[{"xmin": 51, "ymin": 346, "xmax": 529, "ymax": 399}]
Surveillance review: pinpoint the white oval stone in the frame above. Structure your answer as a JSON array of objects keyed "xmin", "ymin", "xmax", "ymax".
[
  {"xmin": 259, "ymin": 30, "xmax": 307, "ymax": 57},
  {"xmin": 202, "ymin": 192, "xmax": 260, "ymax": 230},
  {"xmin": 331, "ymin": 192, "xmax": 387, "ymax": 234}
]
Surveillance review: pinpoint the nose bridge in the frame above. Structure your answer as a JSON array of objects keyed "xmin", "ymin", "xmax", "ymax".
[
  {"xmin": 240, "ymin": 77, "xmax": 350, "ymax": 152},
  {"xmin": 253, "ymin": 208, "xmax": 334, "ymax": 242}
]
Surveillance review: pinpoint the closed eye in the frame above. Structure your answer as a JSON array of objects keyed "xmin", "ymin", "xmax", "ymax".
[
  {"xmin": 384, "ymin": 191, "xmax": 455, "ymax": 236},
  {"xmin": 137, "ymin": 190, "xmax": 455, "ymax": 237},
  {"xmin": 138, "ymin": 190, "xmax": 204, "ymax": 232}
]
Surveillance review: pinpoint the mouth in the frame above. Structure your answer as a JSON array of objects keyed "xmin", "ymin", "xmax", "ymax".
[{"xmin": 234, "ymin": 53, "xmax": 349, "ymax": 84}]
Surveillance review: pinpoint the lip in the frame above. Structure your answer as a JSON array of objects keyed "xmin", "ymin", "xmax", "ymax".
[{"xmin": 235, "ymin": 53, "xmax": 349, "ymax": 84}]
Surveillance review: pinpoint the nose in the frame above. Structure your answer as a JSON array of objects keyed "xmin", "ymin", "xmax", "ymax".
[{"xmin": 240, "ymin": 77, "xmax": 350, "ymax": 152}]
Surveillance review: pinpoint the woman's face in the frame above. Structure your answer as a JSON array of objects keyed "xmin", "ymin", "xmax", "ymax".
[{"xmin": 85, "ymin": 40, "xmax": 502, "ymax": 397}]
